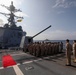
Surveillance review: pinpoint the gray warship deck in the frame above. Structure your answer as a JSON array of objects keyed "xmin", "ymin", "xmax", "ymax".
[{"xmin": 0, "ymin": 50, "xmax": 76, "ymax": 75}]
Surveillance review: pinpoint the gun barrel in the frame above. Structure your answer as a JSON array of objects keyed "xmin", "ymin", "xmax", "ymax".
[{"xmin": 32, "ymin": 25, "xmax": 51, "ymax": 38}]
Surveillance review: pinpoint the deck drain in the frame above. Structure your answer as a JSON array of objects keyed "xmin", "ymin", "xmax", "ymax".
[{"xmin": 25, "ymin": 66, "xmax": 34, "ymax": 70}]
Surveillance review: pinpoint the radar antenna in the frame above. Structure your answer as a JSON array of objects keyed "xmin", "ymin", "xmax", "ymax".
[{"xmin": 0, "ymin": 1, "xmax": 23, "ymax": 27}]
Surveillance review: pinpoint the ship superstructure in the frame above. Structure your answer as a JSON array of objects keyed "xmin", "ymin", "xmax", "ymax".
[{"xmin": 0, "ymin": 1, "xmax": 26, "ymax": 48}]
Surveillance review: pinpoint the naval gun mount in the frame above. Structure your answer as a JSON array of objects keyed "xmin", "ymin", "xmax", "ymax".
[
  {"xmin": 0, "ymin": 1, "xmax": 25, "ymax": 48},
  {"xmin": 25, "ymin": 25, "xmax": 51, "ymax": 44}
]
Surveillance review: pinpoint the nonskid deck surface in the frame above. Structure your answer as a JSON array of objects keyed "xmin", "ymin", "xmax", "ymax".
[{"xmin": 0, "ymin": 50, "xmax": 76, "ymax": 75}]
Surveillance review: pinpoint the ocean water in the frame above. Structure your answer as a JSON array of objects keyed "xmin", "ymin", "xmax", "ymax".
[{"xmin": 34, "ymin": 40, "xmax": 73, "ymax": 49}]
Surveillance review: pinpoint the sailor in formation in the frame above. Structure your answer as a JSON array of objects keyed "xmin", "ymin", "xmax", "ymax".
[
  {"xmin": 23, "ymin": 41, "xmax": 63, "ymax": 57},
  {"xmin": 65, "ymin": 39, "xmax": 72, "ymax": 66},
  {"xmin": 73, "ymin": 40, "xmax": 76, "ymax": 63}
]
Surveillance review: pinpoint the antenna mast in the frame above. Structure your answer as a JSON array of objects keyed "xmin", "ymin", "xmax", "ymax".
[{"xmin": 0, "ymin": 1, "xmax": 23, "ymax": 27}]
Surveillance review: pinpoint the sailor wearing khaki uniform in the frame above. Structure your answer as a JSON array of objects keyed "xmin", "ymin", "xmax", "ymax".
[
  {"xmin": 40, "ymin": 42, "xmax": 45, "ymax": 56},
  {"xmin": 66, "ymin": 39, "xmax": 72, "ymax": 66},
  {"xmin": 73, "ymin": 40, "xmax": 76, "ymax": 62}
]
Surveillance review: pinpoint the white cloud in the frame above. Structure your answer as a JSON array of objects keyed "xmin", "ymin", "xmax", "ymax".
[
  {"xmin": 34, "ymin": 30, "xmax": 76, "ymax": 40},
  {"xmin": 13, "ymin": 0, "xmax": 29, "ymax": 18},
  {"xmin": 13, "ymin": 0, "xmax": 24, "ymax": 6},
  {"xmin": 0, "ymin": 18, "xmax": 4, "ymax": 26},
  {"xmin": 15, "ymin": 12, "xmax": 29, "ymax": 18},
  {"xmin": 53, "ymin": 0, "xmax": 76, "ymax": 8},
  {"xmin": 0, "ymin": 16, "xmax": 7, "ymax": 24}
]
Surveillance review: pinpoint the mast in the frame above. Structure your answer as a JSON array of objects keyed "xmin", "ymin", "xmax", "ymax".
[{"xmin": 0, "ymin": 1, "xmax": 23, "ymax": 27}]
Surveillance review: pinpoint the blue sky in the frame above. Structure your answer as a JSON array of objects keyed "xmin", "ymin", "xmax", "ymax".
[{"xmin": 0, "ymin": 0, "xmax": 76, "ymax": 40}]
